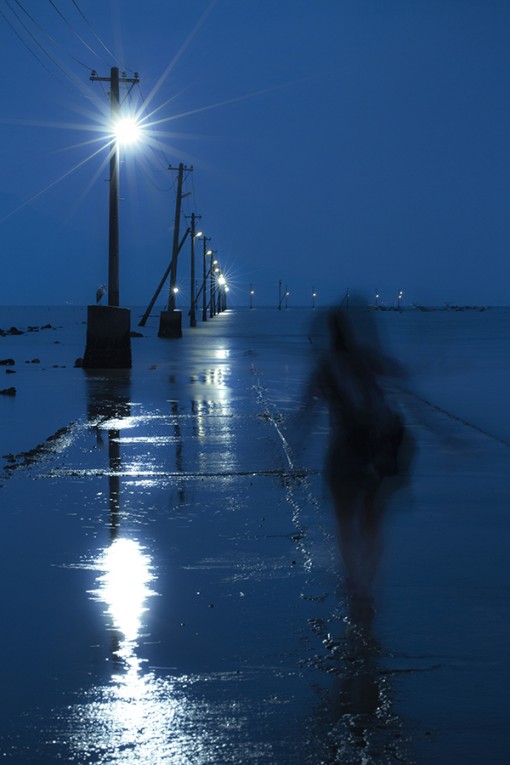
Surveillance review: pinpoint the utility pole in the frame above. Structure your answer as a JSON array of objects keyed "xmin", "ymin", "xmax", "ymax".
[
  {"xmin": 83, "ymin": 66, "xmax": 139, "ymax": 370},
  {"xmin": 210, "ymin": 258, "xmax": 218, "ymax": 318},
  {"xmin": 158, "ymin": 164, "xmax": 193, "ymax": 338},
  {"xmin": 278, "ymin": 280, "xmax": 282, "ymax": 311},
  {"xmin": 202, "ymin": 237, "xmax": 211, "ymax": 321},
  {"xmin": 249, "ymin": 283, "xmax": 254, "ymax": 309},
  {"xmin": 186, "ymin": 212, "xmax": 201, "ymax": 327},
  {"xmin": 90, "ymin": 67, "xmax": 139, "ymax": 307},
  {"xmin": 138, "ymin": 228, "xmax": 189, "ymax": 327},
  {"xmin": 168, "ymin": 163, "xmax": 193, "ymax": 310}
]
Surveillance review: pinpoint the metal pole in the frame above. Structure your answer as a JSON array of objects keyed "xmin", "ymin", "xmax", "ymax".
[{"xmin": 108, "ymin": 67, "xmax": 120, "ymax": 307}]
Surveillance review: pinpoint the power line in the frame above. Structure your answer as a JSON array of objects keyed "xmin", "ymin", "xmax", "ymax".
[
  {"xmin": 137, "ymin": 82, "xmax": 174, "ymax": 171},
  {"xmin": 48, "ymin": 0, "xmax": 103, "ymax": 62},
  {"xmin": 12, "ymin": 0, "xmax": 92, "ymax": 70},
  {"xmin": 71, "ymin": 0, "xmax": 133, "ymax": 72},
  {"xmin": 4, "ymin": 0, "xmax": 79, "ymax": 84},
  {"xmin": 0, "ymin": 6, "xmax": 61, "ymax": 82}
]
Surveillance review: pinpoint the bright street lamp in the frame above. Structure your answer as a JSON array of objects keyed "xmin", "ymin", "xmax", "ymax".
[
  {"xmin": 83, "ymin": 67, "xmax": 139, "ymax": 370},
  {"xmin": 217, "ymin": 273, "xmax": 226, "ymax": 314},
  {"xmin": 113, "ymin": 116, "xmax": 142, "ymax": 145},
  {"xmin": 210, "ymin": 261, "xmax": 219, "ymax": 317}
]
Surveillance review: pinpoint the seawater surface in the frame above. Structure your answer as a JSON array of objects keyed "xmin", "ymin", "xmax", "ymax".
[{"xmin": 0, "ymin": 305, "xmax": 509, "ymax": 764}]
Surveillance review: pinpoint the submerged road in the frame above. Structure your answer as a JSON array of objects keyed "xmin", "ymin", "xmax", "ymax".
[{"xmin": 0, "ymin": 307, "xmax": 509, "ymax": 764}]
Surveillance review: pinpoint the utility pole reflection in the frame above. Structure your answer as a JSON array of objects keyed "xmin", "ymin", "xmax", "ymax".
[{"xmin": 85, "ymin": 370, "xmax": 131, "ymax": 538}]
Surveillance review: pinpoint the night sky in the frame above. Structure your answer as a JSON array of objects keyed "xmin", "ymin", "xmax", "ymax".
[{"xmin": 1, "ymin": 1, "xmax": 509, "ymax": 308}]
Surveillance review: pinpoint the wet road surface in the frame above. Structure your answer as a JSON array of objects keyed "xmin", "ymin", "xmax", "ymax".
[{"xmin": 1, "ymin": 308, "xmax": 509, "ymax": 764}]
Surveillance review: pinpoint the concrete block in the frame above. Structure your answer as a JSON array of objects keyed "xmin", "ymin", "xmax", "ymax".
[
  {"xmin": 83, "ymin": 305, "xmax": 132, "ymax": 369},
  {"xmin": 158, "ymin": 310, "xmax": 182, "ymax": 338}
]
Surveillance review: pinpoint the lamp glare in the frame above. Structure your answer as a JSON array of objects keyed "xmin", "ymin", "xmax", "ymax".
[{"xmin": 114, "ymin": 117, "xmax": 141, "ymax": 145}]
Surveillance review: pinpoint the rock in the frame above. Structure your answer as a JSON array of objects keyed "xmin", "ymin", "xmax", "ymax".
[
  {"xmin": 5, "ymin": 370, "xmax": 16, "ymax": 375},
  {"xmin": 0, "ymin": 359, "xmax": 15, "ymax": 366},
  {"xmin": 74, "ymin": 358, "xmax": 83, "ymax": 368},
  {"xmin": 31, "ymin": 359, "xmax": 41, "ymax": 364},
  {"xmin": 8, "ymin": 327, "xmax": 23, "ymax": 336},
  {"xmin": 0, "ymin": 387, "xmax": 16, "ymax": 396}
]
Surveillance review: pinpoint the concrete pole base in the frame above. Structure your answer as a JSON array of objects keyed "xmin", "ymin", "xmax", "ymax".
[
  {"xmin": 83, "ymin": 305, "xmax": 132, "ymax": 369},
  {"xmin": 158, "ymin": 310, "xmax": 182, "ymax": 338}
]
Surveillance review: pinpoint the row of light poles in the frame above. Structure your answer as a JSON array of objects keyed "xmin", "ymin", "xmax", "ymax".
[
  {"xmin": 165, "ymin": 233, "xmax": 229, "ymax": 326},
  {"xmin": 83, "ymin": 67, "xmax": 231, "ymax": 365},
  {"xmin": 373, "ymin": 290, "xmax": 404, "ymax": 308}
]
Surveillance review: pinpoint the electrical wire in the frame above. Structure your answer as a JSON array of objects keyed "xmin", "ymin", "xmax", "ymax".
[
  {"xmin": 137, "ymin": 152, "xmax": 177, "ymax": 193},
  {"xmin": 48, "ymin": 0, "xmax": 103, "ymax": 62},
  {"xmin": 4, "ymin": 0, "xmax": 80, "ymax": 85},
  {"xmin": 71, "ymin": 0, "xmax": 136, "ymax": 74},
  {"xmin": 137, "ymin": 82, "xmax": 175, "ymax": 171},
  {"xmin": 0, "ymin": 6, "xmax": 63, "ymax": 83},
  {"xmin": 12, "ymin": 0, "xmax": 92, "ymax": 70}
]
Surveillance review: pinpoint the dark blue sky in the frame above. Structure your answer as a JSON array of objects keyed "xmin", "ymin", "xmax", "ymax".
[{"xmin": 1, "ymin": 1, "xmax": 510, "ymax": 307}]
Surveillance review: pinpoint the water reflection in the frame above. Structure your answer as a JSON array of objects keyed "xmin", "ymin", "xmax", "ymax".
[
  {"xmin": 316, "ymin": 612, "xmax": 407, "ymax": 763},
  {"xmin": 74, "ymin": 374, "xmax": 192, "ymax": 763},
  {"xmin": 90, "ymin": 538, "xmax": 157, "ymax": 662}
]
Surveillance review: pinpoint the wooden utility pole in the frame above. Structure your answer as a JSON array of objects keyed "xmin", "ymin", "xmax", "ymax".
[
  {"xmin": 202, "ymin": 236, "xmax": 211, "ymax": 321},
  {"xmin": 168, "ymin": 164, "xmax": 193, "ymax": 310},
  {"xmin": 210, "ymin": 258, "xmax": 218, "ymax": 318},
  {"xmin": 90, "ymin": 67, "xmax": 139, "ymax": 307},
  {"xmin": 186, "ymin": 212, "xmax": 201, "ymax": 327},
  {"xmin": 138, "ymin": 228, "xmax": 189, "ymax": 327}
]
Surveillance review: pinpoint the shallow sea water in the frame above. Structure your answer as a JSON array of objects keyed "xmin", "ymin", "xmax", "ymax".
[{"xmin": 0, "ymin": 305, "xmax": 509, "ymax": 763}]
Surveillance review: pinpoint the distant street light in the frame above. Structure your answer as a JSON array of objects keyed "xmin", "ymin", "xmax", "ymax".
[
  {"xmin": 249, "ymin": 284, "xmax": 254, "ymax": 309},
  {"xmin": 311, "ymin": 287, "xmax": 317, "ymax": 309},
  {"xmin": 217, "ymin": 273, "xmax": 226, "ymax": 313},
  {"xmin": 397, "ymin": 290, "xmax": 403, "ymax": 310},
  {"xmin": 211, "ymin": 261, "xmax": 219, "ymax": 317}
]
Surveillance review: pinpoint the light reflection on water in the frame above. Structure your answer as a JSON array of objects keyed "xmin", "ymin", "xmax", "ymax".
[
  {"xmin": 89, "ymin": 538, "xmax": 157, "ymax": 650},
  {"xmin": 68, "ymin": 537, "xmax": 271, "ymax": 764},
  {"xmin": 70, "ymin": 539, "xmax": 195, "ymax": 763}
]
